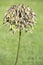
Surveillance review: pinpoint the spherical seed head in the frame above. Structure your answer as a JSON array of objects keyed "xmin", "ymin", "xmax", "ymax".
[{"xmin": 4, "ymin": 4, "xmax": 36, "ymax": 33}]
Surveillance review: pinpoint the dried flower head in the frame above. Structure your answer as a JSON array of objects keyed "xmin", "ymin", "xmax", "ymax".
[{"xmin": 4, "ymin": 4, "xmax": 36, "ymax": 33}]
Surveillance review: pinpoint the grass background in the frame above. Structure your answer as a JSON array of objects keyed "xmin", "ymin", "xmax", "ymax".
[{"xmin": 0, "ymin": 0, "xmax": 43, "ymax": 65}]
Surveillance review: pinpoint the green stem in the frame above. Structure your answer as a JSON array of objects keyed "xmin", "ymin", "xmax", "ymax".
[{"xmin": 15, "ymin": 30, "xmax": 21, "ymax": 65}]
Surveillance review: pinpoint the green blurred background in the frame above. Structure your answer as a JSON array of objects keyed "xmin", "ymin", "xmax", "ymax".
[{"xmin": 0, "ymin": 0, "xmax": 43, "ymax": 65}]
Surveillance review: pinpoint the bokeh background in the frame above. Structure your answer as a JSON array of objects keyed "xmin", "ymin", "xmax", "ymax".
[{"xmin": 0, "ymin": 0, "xmax": 43, "ymax": 65}]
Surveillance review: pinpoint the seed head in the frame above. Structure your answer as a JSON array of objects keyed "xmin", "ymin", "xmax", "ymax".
[{"xmin": 4, "ymin": 4, "xmax": 36, "ymax": 33}]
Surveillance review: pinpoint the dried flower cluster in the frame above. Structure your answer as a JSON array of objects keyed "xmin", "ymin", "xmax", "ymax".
[{"xmin": 4, "ymin": 4, "xmax": 36, "ymax": 32}]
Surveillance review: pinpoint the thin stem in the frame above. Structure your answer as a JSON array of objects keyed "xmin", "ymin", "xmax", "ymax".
[{"xmin": 15, "ymin": 30, "xmax": 21, "ymax": 65}]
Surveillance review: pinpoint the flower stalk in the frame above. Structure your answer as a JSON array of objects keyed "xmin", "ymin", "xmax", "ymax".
[{"xmin": 15, "ymin": 29, "xmax": 21, "ymax": 65}]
